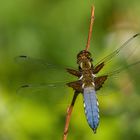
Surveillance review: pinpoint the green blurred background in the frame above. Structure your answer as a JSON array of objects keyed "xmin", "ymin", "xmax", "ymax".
[{"xmin": 0, "ymin": 0, "xmax": 140, "ymax": 140}]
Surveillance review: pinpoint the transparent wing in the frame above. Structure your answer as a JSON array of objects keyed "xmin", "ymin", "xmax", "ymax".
[
  {"xmin": 104, "ymin": 61, "xmax": 140, "ymax": 77},
  {"xmin": 95, "ymin": 60, "xmax": 140, "ymax": 96},
  {"xmin": 15, "ymin": 55, "xmax": 79, "ymax": 105},
  {"xmin": 94, "ymin": 33, "xmax": 140, "ymax": 74},
  {"xmin": 15, "ymin": 34, "xmax": 140, "ymax": 101},
  {"xmin": 94, "ymin": 33, "xmax": 140, "ymax": 95},
  {"xmin": 16, "ymin": 81, "xmax": 76, "ymax": 105},
  {"xmin": 15, "ymin": 55, "xmax": 61, "ymax": 70}
]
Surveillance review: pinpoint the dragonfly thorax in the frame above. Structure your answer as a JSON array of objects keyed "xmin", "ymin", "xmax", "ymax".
[
  {"xmin": 77, "ymin": 50, "xmax": 93, "ymax": 70},
  {"xmin": 80, "ymin": 70, "xmax": 95, "ymax": 88},
  {"xmin": 77, "ymin": 50, "xmax": 95, "ymax": 88}
]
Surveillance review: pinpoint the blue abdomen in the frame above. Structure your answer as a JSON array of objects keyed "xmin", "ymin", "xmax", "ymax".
[{"xmin": 83, "ymin": 87, "xmax": 99, "ymax": 133}]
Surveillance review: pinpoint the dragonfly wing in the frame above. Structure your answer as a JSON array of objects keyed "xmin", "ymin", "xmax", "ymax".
[
  {"xmin": 94, "ymin": 60, "xmax": 140, "ymax": 94},
  {"xmin": 15, "ymin": 55, "xmax": 80, "ymax": 105},
  {"xmin": 15, "ymin": 55, "xmax": 77, "ymax": 71},
  {"xmin": 93, "ymin": 62, "xmax": 104, "ymax": 74},
  {"xmin": 15, "ymin": 55, "xmax": 56, "ymax": 69},
  {"xmin": 16, "ymin": 82, "xmax": 72, "ymax": 105},
  {"xmin": 83, "ymin": 87, "xmax": 99, "ymax": 133},
  {"xmin": 94, "ymin": 75, "xmax": 108, "ymax": 91},
  {"xmin": 67, "ymin": 80, "xmax": 83, "ymax": 93},
  {"xmin": 104, "ymin": 61, "xmax": 140, "ymax": 77},
  {"xmin": 15, "ymin": 55, "xmax": 79, "ymax": 83},
  {"xmin": 66, "ymin": 68, "xmax": 81, "ymax": 77},
  {"xmin": 94, "ymin": 33, "xmax": 140, "ymax": 74}
]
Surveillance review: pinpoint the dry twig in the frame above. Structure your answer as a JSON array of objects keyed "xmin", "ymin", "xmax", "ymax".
[
  {"xmin": 63, "ymin": 5, "xmax": 95, "ymax": 140},
  {"xmin": 85, "ymin": 5, "xmax": 95, "ymax": 51},
  {"xmin": 63, "ymin": 92, "xmax": 78, "ymax": 140}
]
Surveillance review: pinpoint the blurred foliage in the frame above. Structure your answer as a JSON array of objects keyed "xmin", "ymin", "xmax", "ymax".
[{"xmin": 0, "ymin": 0, "xmax": 140, "ymax": 140}]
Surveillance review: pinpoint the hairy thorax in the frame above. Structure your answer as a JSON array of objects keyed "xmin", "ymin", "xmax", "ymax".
[{"xmin": 80, "ymin": 68, "xmax": 95, "ymax": 88}]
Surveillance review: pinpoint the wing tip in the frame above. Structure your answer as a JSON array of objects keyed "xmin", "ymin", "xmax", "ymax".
[{"xmin": 133, "ymin": 33, "xmax": 140, "ymax": 38}]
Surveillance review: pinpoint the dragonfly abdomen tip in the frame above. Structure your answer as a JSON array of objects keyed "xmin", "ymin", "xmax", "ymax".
[{"xmin": 93, "ymin": 128, "xmax": 97, "ymax": 134}]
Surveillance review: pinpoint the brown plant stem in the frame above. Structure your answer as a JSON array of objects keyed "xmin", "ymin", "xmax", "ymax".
[
  {"xmin": 85, "ymin": 5, "xmax": 95, "ymax": 51},
  {"xmin": 63, "ymin": 5, "xmax": 95, "ymax": 140},
  {"xmin": 63, "ymin": 92, "xmax": 78, "ymax": 140}
]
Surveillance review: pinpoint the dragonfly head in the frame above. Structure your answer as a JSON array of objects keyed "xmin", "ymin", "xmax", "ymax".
[{"xmin": 77, "ymin": 50, "xmax": 93, "ymax": 70}]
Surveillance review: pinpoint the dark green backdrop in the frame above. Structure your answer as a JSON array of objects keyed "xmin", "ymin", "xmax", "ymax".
[{"xmin": 0, "ymin": 0, "xmax": 140, "ymax": 140}]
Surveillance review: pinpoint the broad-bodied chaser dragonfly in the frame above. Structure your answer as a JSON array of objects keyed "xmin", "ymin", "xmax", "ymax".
[{"xmin": 16, "ymin": 5, "xmax": 140, "ymax": 140}]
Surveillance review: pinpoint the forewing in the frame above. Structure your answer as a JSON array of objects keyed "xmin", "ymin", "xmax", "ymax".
[
  {"xmin": 94, "ymin": 33, "xmax": 140, "ymax": 95},
  {"xmin": 15, "ymin": 55, "xmax": 60, "ymax": 70},
  {"xmin": 15, "ymin": 55, "xmax": 79, "ymax": 105},
  {"xmin": 93, "ymin": 33, "xmax": 140, "ymax": 74}
]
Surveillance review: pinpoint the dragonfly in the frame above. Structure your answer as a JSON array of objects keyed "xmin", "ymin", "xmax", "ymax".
[{"xmin": 16, "ymin": 6, "xmax": 140, "ymax": 140}]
